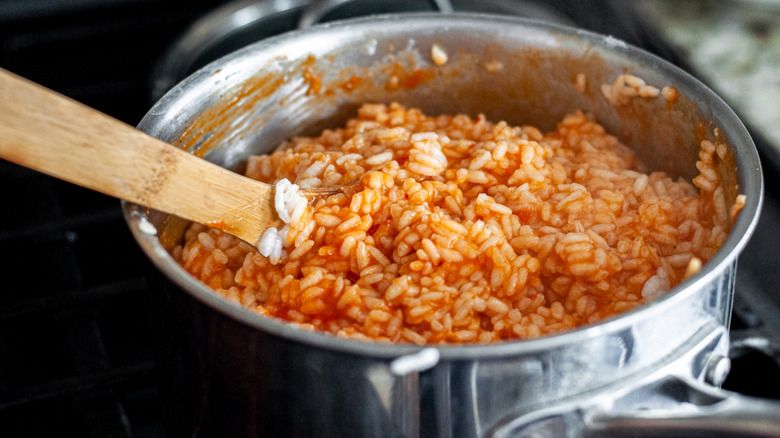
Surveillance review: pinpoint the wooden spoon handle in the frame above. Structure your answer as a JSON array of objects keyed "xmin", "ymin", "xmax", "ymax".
[{"xmin": 0, "ymin": 68, "xmax": 279, "ymax": 245}]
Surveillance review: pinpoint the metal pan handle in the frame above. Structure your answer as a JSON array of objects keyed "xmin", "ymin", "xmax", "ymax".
[
  {"xmin": 491, "ymin": 375, "xmax": 780, "ymax": 438},
  {"xmin": 584, "ymin": 377, "xmax": 780, "ymax": 438}
]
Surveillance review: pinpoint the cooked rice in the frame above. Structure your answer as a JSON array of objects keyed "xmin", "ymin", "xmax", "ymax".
[
  {"xmin": 602, "ymin": 74, "xmax": 662, "ymax": 106},
  {"xmin": 431, "ymin": 44, "xmax": 448, "ymax": 66},
  {"xmin": 175, "ymin": 102, "xmax": 743, "ymax": 345},
  {"xmin": 257, "ymin": 225, "xmax": 287, "ymax": 265},
  {"xmin": 274, "ymin": 178, "xmax": 307, "ymax": 224}
]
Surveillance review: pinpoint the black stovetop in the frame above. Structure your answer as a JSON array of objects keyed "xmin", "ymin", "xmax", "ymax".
[{"xmin": 1, "ymin": 1, "xmax": 778, "ymax": 436}]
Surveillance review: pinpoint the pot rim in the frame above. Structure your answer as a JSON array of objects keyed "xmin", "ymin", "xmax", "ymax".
[{"xmin": 125, "ymin": 12, "xmax": 764, "ymax": 360}]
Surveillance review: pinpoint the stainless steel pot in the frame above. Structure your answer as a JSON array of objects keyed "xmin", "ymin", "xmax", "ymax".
[{"xmin": 124, "ymin": 13, "xmax": 774, "ymax": 437}]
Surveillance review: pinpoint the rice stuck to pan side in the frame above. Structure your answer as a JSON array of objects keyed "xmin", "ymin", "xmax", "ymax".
[{"xmin": 172, "ymin": 102, "xmax": 745, "ymax": 344}]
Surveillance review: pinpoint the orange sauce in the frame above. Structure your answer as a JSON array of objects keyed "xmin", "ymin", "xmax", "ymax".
[
  {"xmin": 205, "ymin": 219, "xmax": 228, "ymax": 232},
  {"xmin": 340, "ymin": 75, "xmax": 362, "ymax": 91}
]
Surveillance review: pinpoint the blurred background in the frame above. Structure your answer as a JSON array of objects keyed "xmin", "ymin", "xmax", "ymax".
[
  {"xmin": 634, "ymin": 0, "xmax": 780, "ymax": 168},
  {"xmin": 0, "ymin": 0, "xmax": 778, "ymax": 436}
]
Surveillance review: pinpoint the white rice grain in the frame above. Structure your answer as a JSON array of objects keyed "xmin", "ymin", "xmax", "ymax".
[
  {"xmin": 274, "ymin": 178, "xmax": 308, "ymax": 224},
  {"xmin": 258, "ymin": 227, "xmax": 284, "ymax": 264},
  {"xmin": 641, "ymin": 267, "xmax": 670, "ymax": 299}
]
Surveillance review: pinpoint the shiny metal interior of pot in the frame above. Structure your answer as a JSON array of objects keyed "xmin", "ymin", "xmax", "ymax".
[{"xmin": 126, "ymin": 13, "xmax": 761, "ymax": 353}]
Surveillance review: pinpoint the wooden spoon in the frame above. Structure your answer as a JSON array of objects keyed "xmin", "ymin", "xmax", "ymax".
[{"xmin": 0, "ymin": 68, "xmax": 314, "ymax": 247}]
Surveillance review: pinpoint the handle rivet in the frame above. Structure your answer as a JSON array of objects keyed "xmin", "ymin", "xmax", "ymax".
[{"xmin": 704, "ymin": 354, "xmax": 731, "ymax": 386}]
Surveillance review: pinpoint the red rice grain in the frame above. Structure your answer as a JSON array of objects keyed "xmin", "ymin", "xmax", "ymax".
[{"xmin": 174, "ymin": 103, "xmax": 744, "ymax": 344}]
